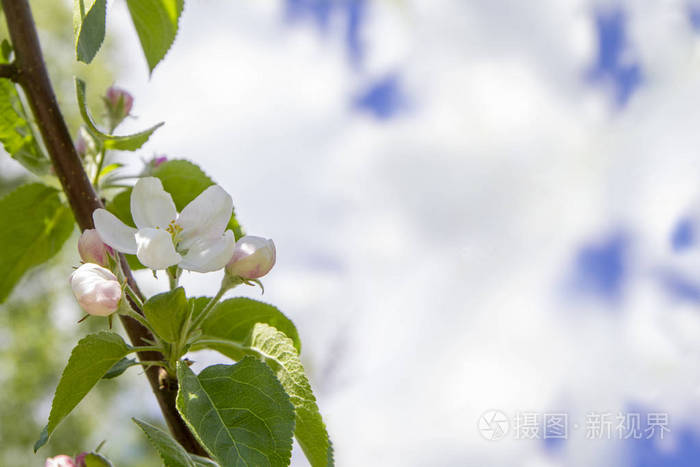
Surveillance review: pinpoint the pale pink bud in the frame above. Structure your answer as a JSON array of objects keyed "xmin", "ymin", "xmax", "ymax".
[
  {"xmin": 70, "ymin": 263, "xmax": 122, "ymax": 316},
  {"xmin": 45, "ymin": 455, "xmax": 75, "ymax": 467},
  {"xmin": 78, "ymin": 229, "xmax": 112, "ymax": 267},
  {"xmin": 106, "ymin": 86, "xmax": 133, "ymax": 116},
  {"xmin": 75, "ymin": 133, "xmax": 87, "ymax": 157},
  {"xmin": 225, "ymin": 236, "xmax": 276, "ymax": 279},
  {"xmin": 75, "ymin": 128, "xmax": 95, "ymax": 158}
]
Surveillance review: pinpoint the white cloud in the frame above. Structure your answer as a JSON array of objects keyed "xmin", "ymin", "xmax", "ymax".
[{"xmin": 101, "ymin": 0, "xmax": 700, "ymax": 465}]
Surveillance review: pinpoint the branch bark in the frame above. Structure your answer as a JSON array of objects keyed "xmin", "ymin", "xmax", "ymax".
[
  {"xmin": 0, "ymin": 0, "xmax": 207, "ymax": 456},
  {"xmin": 0, "ymin": 63, "xmax": 17, "ymax": 80}
]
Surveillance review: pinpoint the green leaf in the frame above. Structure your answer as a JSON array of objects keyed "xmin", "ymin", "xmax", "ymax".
[
  {"xmin": 201, "ymin": 298, "xmax": 301, "ymax": 353},
  {"xmin": 143, "ymin": 287, "xmax": 188, "ymax": 343},
  {"xmin": 1, "ymin": 39, "xmax": 13, "ymax": 61},
  {"xmin": 105, "ymin": 159, "xmax": 245, "ymax": 269},
  {"xmin": 0, "ymin": 75, "xmax": 50, "ymax": 175},
  {"xmin": 252, "ymin": 324, "xmax": 332, "ymax": 467},
  {"xmin": 102, "ymin": 126, "xmax": 164, "ymax": 151},
  {"xmin": 126, "ymin": 0, "xmax": 184, "ymax": 73},
  {"xmin": 133, "ymin": 418, "xmax": 196, "ymax": 467},
  {"xmin": 34, "ymin": 426, "xmax": 48, "ymax": 453},
  {"xmin": 83, "ymin": 453, "xmax": 113, "ymax": 467},
  {"xmin": 0, "ymin": 184, "xmax": 74, "ymax": 303},
  {"xmin": 188, "ymin": 296, "xmax": 210, "ymax": 324},
  {"xmin": 106, "ymin": 188, "xmax": 132, "ymax": 227},
  {"xmin": 76, "ymin": 78, "xmax": 164, "ymax": 151},
  {"xmin": 35, "ymin": 332, "xmax": 132, "ymax": 451},
  {"xmin": 98, "ymin": 162, "xmax": 122, "ymax": 178},
  {"xmin": 102, "ymin": 357, "xmax": 137, "ymax": 379},
  {"xmin": 204, "ymin": 324, "xmax": 332, "ymax": 467},
  {"xmin": 73, "ymin": 0, "xmax": 107, "ymax": 64},
  {"xmin": 176, "ymin": 359, "xmax": 295, "ymax": 467},
  {"xmin": 151, "ymin": 160, "xmax": 220, "ymax": 213}
]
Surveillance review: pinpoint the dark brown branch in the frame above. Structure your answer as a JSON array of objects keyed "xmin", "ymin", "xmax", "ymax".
[
  {"xmin": 0, "ymin": 0, "xmax": 207, "ymax": 456},
  {"xmin": 0, "ymin": 63, "xmax": 18, "ymax": 81}
]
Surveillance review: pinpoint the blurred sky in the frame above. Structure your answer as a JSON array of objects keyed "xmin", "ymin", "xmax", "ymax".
[{"xmin": 74, "ymin": 0, "xmax": 700, "ymax": 465}]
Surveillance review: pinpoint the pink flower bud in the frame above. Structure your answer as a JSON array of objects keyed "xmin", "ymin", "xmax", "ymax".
[
  {"xmin": 70, "ymin": 263, "xmax": 122, "ymax": 316},
  {"xmin": 106, "ymin": 86, "xmax": 133, "ymax": 115},
  {"xmin": 78, "ymin": 229, "xmax": 112, "ymax": 267},
  {"xmin": 74, "ymin": 453, "xmax": 87, "ymax": 467},
  {"xmin": 225, "ymin": 236, "xmax": 276, "ymax": 279},
  {"xmin": 153, "ymin": 155, "xmax": 168, "ymax": 167},
  {"xmin": 104, "ymin": 86, "xmax": 133, "ymax": 130},
  {"xmin": 45, "ymin": 455, "xmax": 75, "ymax": 467}
]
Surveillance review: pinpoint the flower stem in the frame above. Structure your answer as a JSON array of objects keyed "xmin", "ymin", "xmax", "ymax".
[
  {"xmin": 124, "ymin": 283, "xmax": 144, "ymax": 309},
  {"xmin": 129, "ymin": 345, "xmax": 163, "ymax": 353},
  {"xmin": 93, "ymin": 145, "xmax": 106, "ymax": 187},
  {"xmin": 138, "ymin": 360, "xmax": 168, "ymax": 369},
  {"xmin": 188, "ymin": 283, "xmax": 228, "ymax": 333},
  {"xmin": 121, "ymin": 306, "xmax": 155, "ymax": 336},
  {"xmin": 193, "ymin": 337, "xmax": 268, "ymax": 361},
  {"xmin": 167, "ymin": 267, "xmax": 180, "ymax": 290},
  {"xmin": 190, "ymin": 275, "xmax": 243, "ymax": 333}
]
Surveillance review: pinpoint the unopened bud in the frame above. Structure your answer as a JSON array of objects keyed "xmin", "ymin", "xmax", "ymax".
[
  {"xmin": 78, "ymin": 229, "xmax": 112, "ymax": 267},
  {"xmin": 45, "ymin": 455, "xmax": 75, "ymax": 467},
  {"xmin": 153, "ymin": 155, "xmax": 167, "ymax": 167},
  {"xmin": 142, "ymin": 155, "xmax": 168, "ymax": 176},
  {"xmin": 70, "ymin": 263, "xmax": 122, "ymax": 316},
  {"xmin": 225, "ymin": 236, "xmax": 276, "ymax": 280},
  {"xmin": 104, "ymin": 86, "xmax": 133, "ymax": 128},
  {"xmin": 75, "ymin": 134, "xmax": 87, "ymax": 157}
]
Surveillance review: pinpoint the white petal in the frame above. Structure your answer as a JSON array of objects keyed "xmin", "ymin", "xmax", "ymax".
[
  {"xmin": 131, "ymin": 177, "xmax": 177, "ymax": 229},
  {"xmin": 177, "ymin": 185, "xmax": 233, "ymax": 250},
  {"xmin": 93, "ymin": 208, "xmax": 137, "ymax": 254},
  {"xmin": 179, "ymin": 230, "xmax": 235, "ymax": 273},
  {"xmin": 135, "ymin": 228, "xmax": 182, "ymax": 270}
]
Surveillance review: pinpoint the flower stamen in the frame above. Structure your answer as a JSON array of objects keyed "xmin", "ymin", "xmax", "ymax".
[{"xmin": 166, "ymin": 219, "xmax": 183, "ymax": 245}]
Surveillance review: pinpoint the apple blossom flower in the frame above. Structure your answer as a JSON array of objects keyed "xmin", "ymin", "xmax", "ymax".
[
  {"xmin": 78, "ymin": 229, "xmax": 112, "ymax": 267},
  {"xmin": 70, "ymin": 263, "xmax": 122, "ymax": 316},
  {"xmin": 45, "ymin": 455, "xmax": 75, "ymax": 467},
  {"xmin": 225, "ymin": 236, "xmax": 276, "ymax": 280},
  {"xmin": 92, "ymin": 177, "xmax": 235, "ymax": 272}
]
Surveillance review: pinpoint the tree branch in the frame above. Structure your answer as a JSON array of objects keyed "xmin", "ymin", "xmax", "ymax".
[
  {"xmin": 0, "ymin": 0, "xmax": 207, "ymax": 456},
  {"xmin": 0, "ymin": 63, "xmax": 17, "ymax": 81}
]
